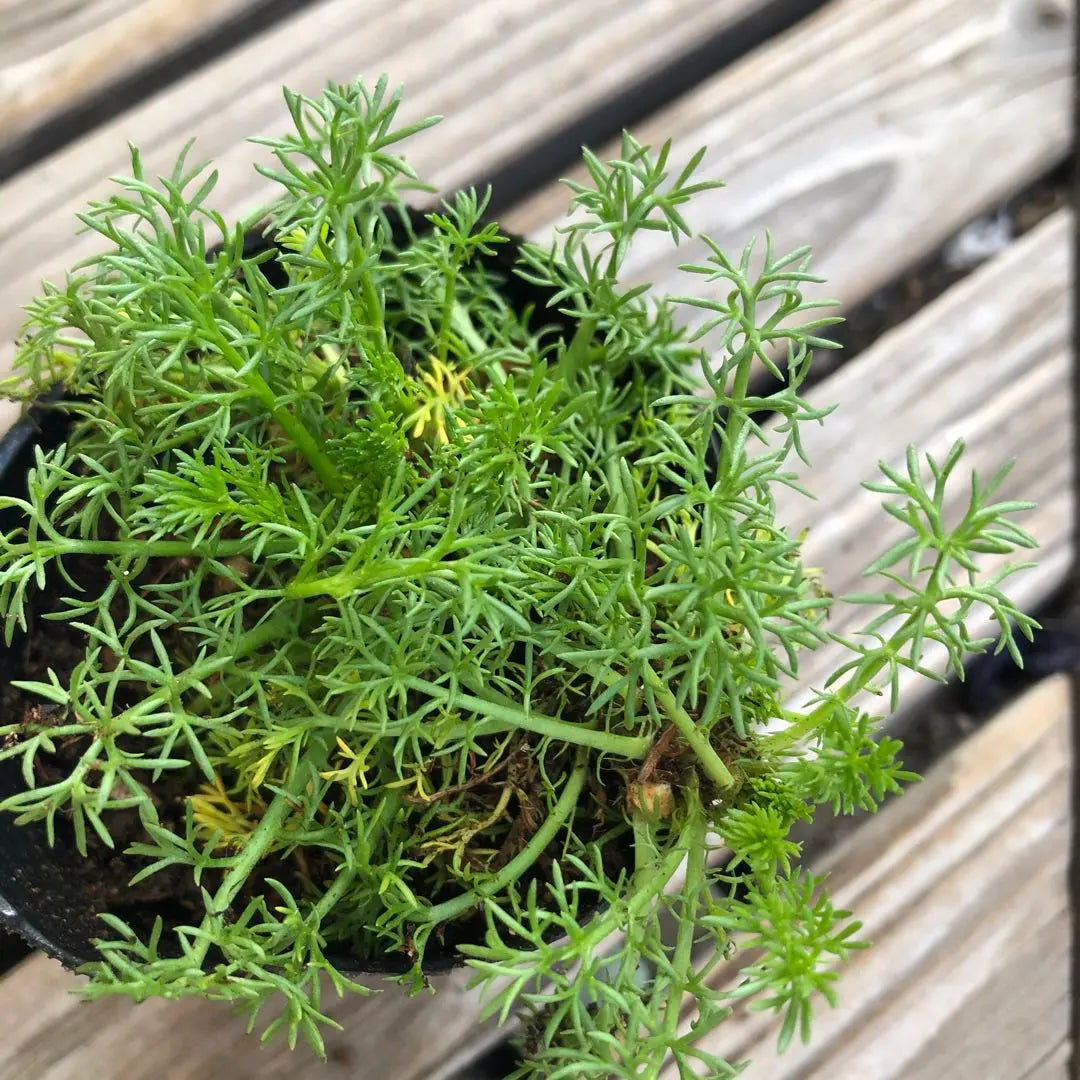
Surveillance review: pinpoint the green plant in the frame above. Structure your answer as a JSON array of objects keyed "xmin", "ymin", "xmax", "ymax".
[{"xmin": 0, "ymin": 78, "xmax": 1036, "ymax": 1076}]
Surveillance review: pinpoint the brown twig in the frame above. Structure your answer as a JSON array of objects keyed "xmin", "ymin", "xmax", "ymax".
[{"xmin": 636, "ymin": 723, "xmax": 679, "ymax": 784}]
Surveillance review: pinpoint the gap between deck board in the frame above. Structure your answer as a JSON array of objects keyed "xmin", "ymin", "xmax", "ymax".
[
  {"xmin": 0, "ymin": 1, "xmax": 1070, "ymax": 1074},
  {"xmin": 0, "ymin": 0, "xmax": 830, "ymax": 186},
  {"xmin": 0, "ymin": 223, "xmax": 1069, "ymax": 1080}
]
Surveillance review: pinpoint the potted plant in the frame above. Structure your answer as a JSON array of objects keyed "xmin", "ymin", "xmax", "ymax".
[{"xmin": 0, "ymin": 78, "xmax": 1036, "ymax": 1077}]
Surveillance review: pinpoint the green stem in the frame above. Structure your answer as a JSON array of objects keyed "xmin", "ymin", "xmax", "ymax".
[
  {"xmin": 244, "ymin": 372, "xmax": 343, "ymax": 495},
  {"xmin": 660, "ymin": 802, "xmax": 706, "ymax": 1051},
  {"xmin": 450, "ymin": 303, "xmax": 493, "ymax": 367},
  {"xmin": 435, "ymin": 265, "xmax": 458, "ymax": 366},
  {"xmin": 360, "ymin": 270, "xmax": 388, "ymax": 354},
  {"xmin": 194, "ymin": 740, "xmax": 331, "ymax": 971},
  {"xmin": 208, "ymin": 784, "xmax": 303, "ymax": 916},
  {"xmin": 8, "ymin": 537, "xmax": 259, "ymax": 561},
  {"xmin": 641, "ymin": 665, "xmax": 735, "ymax": 790},
  {"xmin": 715, "ymin": 282, "xmax": 758, "ymax": 477},
  {"xmin": 631, "ymin": 811, "xmax": 661, "ymax": 895},
  {"xmin": 580, "ymin": 833, "xmax": 690, "ymax": 955},
  {"xmin": 404, "ymin": 676, "xmax": 651, "ymax": 758},
  {"xmin": 761, "ymin": 548, "xmax": 956, "ymax": 754},
  {"xmin": 761, "ymin": 692, "xmax": 852, "ymax": 755},
  {"xmin": 202, "ymin": 306, "xmax": 344, "ymax": 495},
  {"xmin": 285, "ymin": 555, "xmax": 491, "ymax": 600},
  {"xmin": 311, "ymin": 862, "xmax": 359, "ymax": 923},
  {"xmin": 101, "ymin": 615, "xmax": 294, "ymax": 733},
  {"xmin": 416, "ymin": 748, "xmax": 588, "ymax": 925},
  {"xmin": 560, "ymin": 316, "xmax": 597, "ymax": 384}
]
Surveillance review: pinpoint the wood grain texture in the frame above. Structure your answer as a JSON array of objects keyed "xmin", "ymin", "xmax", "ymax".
[
  {"xmin": 1024, "ymin": 1040, "xmax": 1071, "ymax": 1080},
  {"xmin": 507, "ymin": 0, "xmax": 1073, "ymax": 315},
  {"xmin": 664, "ymin": 674, "xmax": 1072, "ymax": 1079},
  {"xmin": 0, "ymin": 0, "xmax": 266, "ymax": 148},
  {"xmin": 0, "ymin": 0, "xmax": 777, "ymax": 371},
  {"xmin": 0, "ymin": 200, "xmax": 1068, "ymax": 1080},
  {"xmin": 0, "ymin": 960, "xmax": 483, "ymax": 1080},
  {"xmin": 900, "ymin": 911, "xmax": 1069, "ymax": 1080},
  {"xmin": 0, "ymin": 2, "xmax": 1071, "ymax": 1075}
]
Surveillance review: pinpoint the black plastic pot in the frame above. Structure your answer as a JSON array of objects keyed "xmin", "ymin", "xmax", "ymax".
[{"xmin": 0, "ymin": 220, "xmax": 624, "ymax": 976}]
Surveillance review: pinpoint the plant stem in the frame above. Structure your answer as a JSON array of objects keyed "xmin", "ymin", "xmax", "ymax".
[
  {"xmin": 640, "ymin": 666, "xmax": 735, "ymax": 790},
  {"xmin": 450, "ymin": 303, "xmax": 492, "ymax": 365},
  {"xmin": 201, "ymin": 306, "xmax": 344, "ymax": 495},
  {"xmin": 285, "ymin": 555, "xmax": 517, "ymax": 599},
  {"xmin": 579, "ymin": 833, "xmax": 690, "ymax": 955},
  {"xmin": 719, "ymin": 279, "xmax": 757, "ymax": 442},
  {"xmin": 435, "ymin": 264, "xmax": 458, "ymax": 366},
  {"xmin": 193, "ymin": 738, "xmax": 331, "ymax": 965},
  {"xmin": 360, "ymin": 269, "xmax": 389, "ymax": 354},
  {"xmin": 7, "ymin": 537, "xmax": 259, "ymax": 561},
  {"xmin": 99, "ymin": 615, "xmax": 295, "ymax": 734},
  {"xmin": 416, "ymin": 748, "xmax": 588, "ymax": 924},
  {"xmin": 761, "ymin": 549, "xmax": 955, "ymax": 753},
  {"xmin": 556, "ymin": 653, "xmax": 736, "ymax": 788},
  {"xmin": 403, "ymin": 676, "xmax": 652, "ymax": 758},
  {"xmin": 560, "ymin": 316, "xmax": 597, "ymax": 384},
  {"xmin": 209, "ymin": 772, "xmax": 310, "ymax": 915},
  {"xmin": 661, "ymin": 802, "xmax": 706, "ymax": 1050},
  {"xmin": 311, "ymin": 862, "xmax": 358, "ymax": 923}
]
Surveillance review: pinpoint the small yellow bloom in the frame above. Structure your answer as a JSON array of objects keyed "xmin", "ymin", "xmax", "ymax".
[
  {"xmin": 407, "ymin": 354, "xmax": 472, "ymax": 444},
  {"xmin": 319, "ymin": 736, "xmax": 375, "ymax": 806},
  {"xmin": 384, "ymin": 763, "xmax": 434, "ymax": 802}
]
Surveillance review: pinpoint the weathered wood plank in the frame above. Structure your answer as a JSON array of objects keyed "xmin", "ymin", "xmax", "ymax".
[
  {"xmin": 901, "ymin": 910, "xmax": 1069, "ymax": 1080},
  {"xmin": 1025, "ymin": 1039, "xmax": 1072, "ymax": 1080},
  {"xmin": 668, "ymin": 674, "xmax": 1071, "ymax": 1079},
  {"xmin": 0, "ymin": 957, "xmax": 483, "ymax": 1079},
  {"xmin": 507, "ymin": 0, "xmax": 1073, "ymax": 314},
  {"xmin": 0, "ymin": 0, "xmax": 269, "ymax": 152},
  {"xmin": 0, "ymin": 4, "xmax": 1071, "ymax": 1075},
  {"xmin": 0, "ymin": 0, "xmax": 780, "ymax": 371}
]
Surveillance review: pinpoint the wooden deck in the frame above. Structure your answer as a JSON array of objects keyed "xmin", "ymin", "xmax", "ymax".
[{"xmin": 0, "ymin": 0, "xmax": 1073, "ymax": 1076}]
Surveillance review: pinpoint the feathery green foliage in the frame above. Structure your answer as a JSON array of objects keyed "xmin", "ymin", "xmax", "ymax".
[{"xmin": 0, "ymin": 78, "xmax": 1036, "ymax": 1075}]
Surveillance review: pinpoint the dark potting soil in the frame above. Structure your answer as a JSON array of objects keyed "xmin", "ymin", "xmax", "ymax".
[{"xmin": 1, "ymin": 552, "xmax": 224, "ymax": 912}]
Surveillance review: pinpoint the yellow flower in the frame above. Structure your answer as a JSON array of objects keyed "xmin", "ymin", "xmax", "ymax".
[
  {"xmin": 407, "ymin": 354, "xmax": 472, "ymax": 444},
  {"xmin": 319, "ymin": 736, "xmax": 376, "ymax": 806},
  {"xmin": 384, "ymin": 762, "xmax": 434, "ymax": 802}
]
